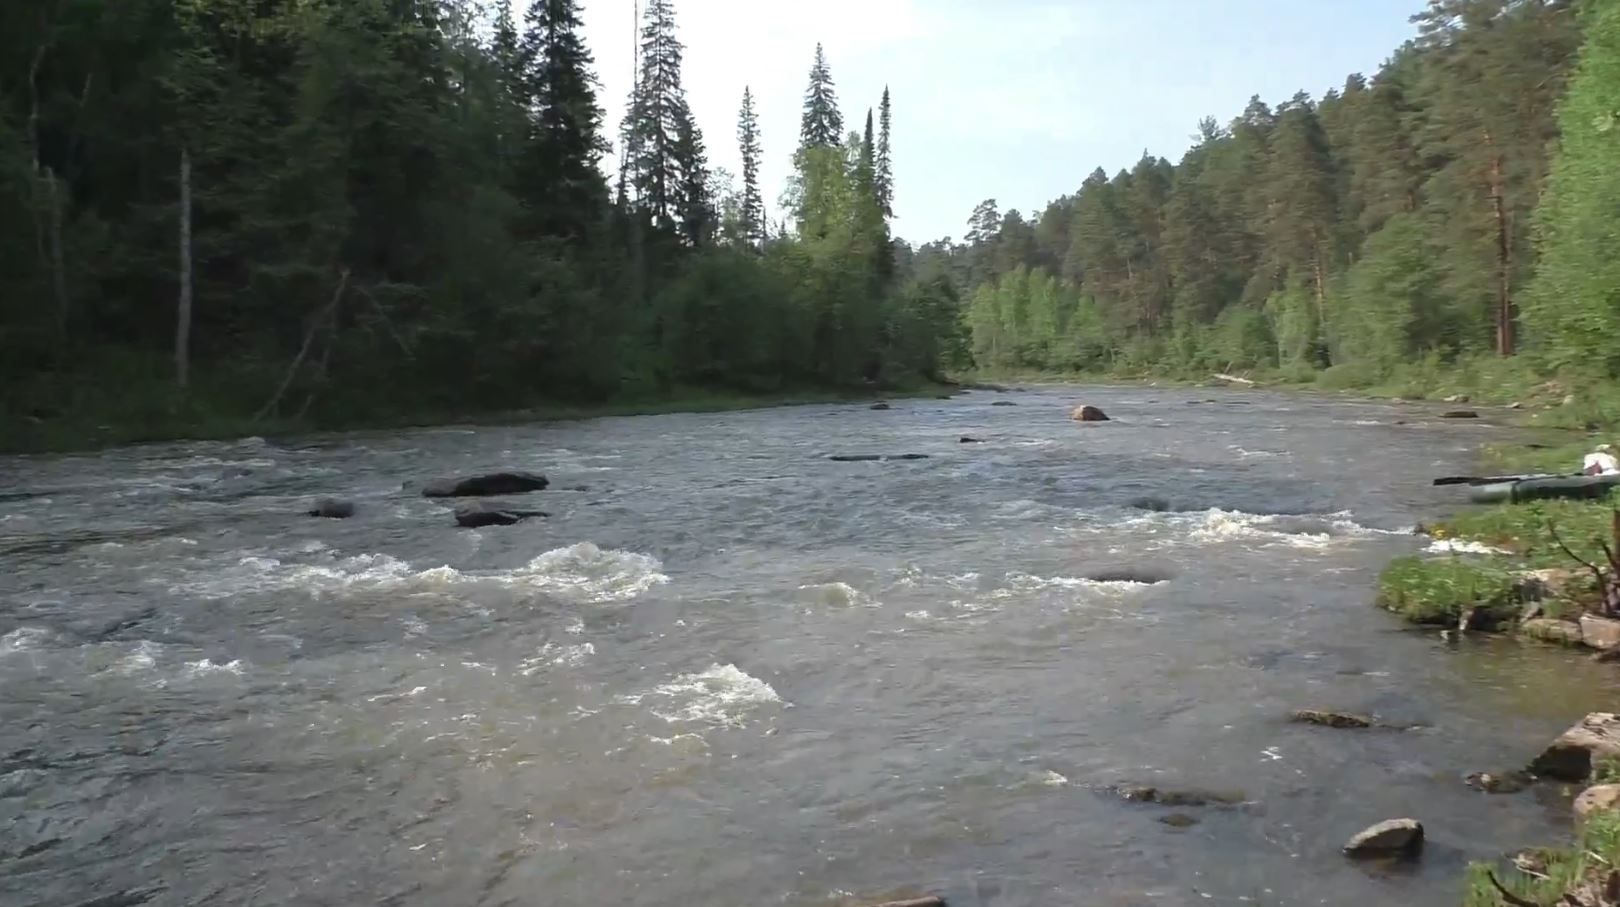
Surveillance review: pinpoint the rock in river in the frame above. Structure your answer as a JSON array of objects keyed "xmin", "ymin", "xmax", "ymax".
[
  {"xmin": 1071, "ymin": 405, "xmax": 1110, "ymax": 422},
  {"xmin": 1580, "ymin": 614, "xmax": 1620, "ymax": 651},
  {"xmin": 990, "ymin": 401, "xmax": 1018, "ymax": 407},
  {"xmin": 828, "ymin": 454, "xmax": 931, "ymax": 462},
  {"xmin": 307, "ymin": 498, "xmax": 355, "ymax": 519},
  {"xmin": 1343, "ymin": 818, "xmax": 1423, "ymax": 858},
  {"xmin": 1441, "ymin": 410, "xmax": 1480, "ymax": 419},
  {"xmin": 454, "ymin": 503, "xmax": 548, "ymax": 528},
  {"xmin": 1290, "ymin": 709, "xmax": 1373, "ymax": 729},
  {"xmin": 1530, "ymin": 713, "xmax": 1620, "ymax": 781},
  {"xmin": 422, "ymin": 471, "xmax": 549, "ymax": 498},
  {"xmin": 870, "ymin": 402, "xmax": 891, "ymax": 411},
  {"xmin": 1465, "ymin": 770, "xmax": 1530, "ymax": 794}
]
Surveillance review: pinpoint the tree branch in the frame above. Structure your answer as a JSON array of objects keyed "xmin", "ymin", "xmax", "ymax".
[
  {"xmin": 1486, "ymin": 869, "xmax": 1545, "ymax": 907},
  {"xmin": 255, "ymin": 269, "xmax": 349, "ymax": 422}
]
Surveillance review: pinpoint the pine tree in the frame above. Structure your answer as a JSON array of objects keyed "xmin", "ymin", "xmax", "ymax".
[
  {"xmin": 621, "ymin": 0, "xmax": 690, "ymax": 228},
  {"xmin": 737, "ymin": 86, "xmax": 765, "ymax": 248},
  {"xmin": 674, "ymin": 98, "xmax": 713, "ymax": 246},
  {"xmin": 519, "ymin": 0, "xmax": 608, "ymax": 240},
  {"xmin": 800, "ymin": 44, "xmax": 843, "ymax": 150},
  {"xmin": 859, "ymin": 109, "xmax": 877, "ymax": 192},
  {"xmin": 875, "ymin": 86, "xmax": 893, "ymax": 218}
]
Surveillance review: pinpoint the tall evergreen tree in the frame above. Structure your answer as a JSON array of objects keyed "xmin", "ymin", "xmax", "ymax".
[
  {"xmin": 876, "ymin": 86, "xmax": 894, "ymax": 218},
  {"xmin": 799, "ymin": 43, "xmax": 843, "ymax": 151},
  {"xmin": 859, "ymin": 109, "xmax": 877, "ymax": 193},
  {"xmin": 737, "ymin": 86, "xmax": 765, "ymax": 249},
  {"xmin": 520, "ymin": 0, "xmax": 608, "ymax": 240},
  {"xmin": 621, "ymin": 0, "xmax": 691, "ymax": 229},
  {"xmin": 674, "ymin": 98, "xmax": 713, "ymax": 246}
]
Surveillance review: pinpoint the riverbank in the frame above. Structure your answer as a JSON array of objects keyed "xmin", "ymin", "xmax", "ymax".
[
  {"xmin": 1371, "ymin": 400, "xmax": 1620, "ymax": 904},
  {"xmin": 0, "ymin": 380, "xmax": 963, "ymax": 455}
]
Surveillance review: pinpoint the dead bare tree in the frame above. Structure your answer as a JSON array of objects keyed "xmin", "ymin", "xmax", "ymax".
[
  {"xmin": 1546, "ymin": 511, "xmax": 1620, "ymax": 618},
  {"xmin": 254, "ymin": 269, "xmax": 349, "ymax": 422},
  {"xmin": 175, "ymin": 145, "xmax": 193, "ymax": 389}
]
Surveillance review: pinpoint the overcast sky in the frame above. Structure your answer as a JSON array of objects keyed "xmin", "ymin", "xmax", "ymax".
[{"xmin": 565, "ymin": 0, "xmax": 1424, "ymax": 243}]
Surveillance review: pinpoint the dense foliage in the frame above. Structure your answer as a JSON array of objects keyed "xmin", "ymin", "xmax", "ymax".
[
  {"xmin": 4, "ymin": 0, "xmax": 1620, "ymax": 448},
  {"xmin": 947, "ymin": 0, "xmax": 1612, "ymax": 384},
  {"xmin": 0, "ymin": 0, "xmax": 950, "ymax": 445}
]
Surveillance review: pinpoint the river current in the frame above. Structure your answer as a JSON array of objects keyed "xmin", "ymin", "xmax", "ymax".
[{"xmin": 3, "ymin": 386, "xmax": 1617, "ymax": 907}]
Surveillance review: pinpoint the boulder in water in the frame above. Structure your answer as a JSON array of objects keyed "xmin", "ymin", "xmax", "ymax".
[
  {"xmin": 1290, "ymin": 709, "xmax": 1373, "ymax": 729},
  {"xmin": 1071, "ymin": 405, "xmax": 1110, "ymax": 422},
  {"xmin": 990, "ymin": 400, "xmax": 1018, "ymax": 407},
  {"xmin": 1441, "ymin": 410, "xmax": 1479, "ymax": 419},
  {"xmin": 422, "ymin": 471, "xmax": 549, "ymax": 498},
  {"xmin": 1530, "ymin": 713, "xmax": 1620, "ymax": 781},
  {"xmin": 1343, "ymin": 818, "xmax": 1423, "ymax": 858},
  {"xmin": 828, "ymin": 454, "xmax": 931, "ymax": 462},
  {"xmin": 307, "ymin": 498, "xmax": 355, "ymax": 519},
  {"xmin": 959, "ymin": 436, "xmax": 986, "ymax": 444},
  {"xmin": 1116, "ymin": 785, "xmax": 1245, "ymax": 807},
  {"xmin": 1581, "ymin": 615, "xmax": 1620, "ymax": 651},
  {"xmin": 454, "ymin": 502, "xmax": 548, "ymax": 528},
  {"xmin": 870, "ymin": 402, "xmax": 892, "ymax": 411}
]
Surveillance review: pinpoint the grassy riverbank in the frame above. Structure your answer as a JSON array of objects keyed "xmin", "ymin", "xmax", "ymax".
[{"xmin": 0, "ymin": 379, "xmax": 959, "ymax": 455}]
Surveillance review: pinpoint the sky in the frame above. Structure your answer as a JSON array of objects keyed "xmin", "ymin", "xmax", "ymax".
[{"xmin": 566, "ymin": 0, "xmax": 1425, "ymax": 244}]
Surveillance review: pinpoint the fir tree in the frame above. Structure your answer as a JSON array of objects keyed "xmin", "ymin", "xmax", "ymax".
[
  {"xmin": 859, "ymin": 109, "xmax": 877, "ymax": 193},
  {"xmin": 674, "ymin": 99, "xmax": 713, "ymax": 246},
  {"xmin": 800, "ymin": 44, "xmax": 843, "ymax": 150},
  {"xmin": 737, "ymin": 86, "xmax": 766, "ymax": 249},
  {"xmin": 519, "ymin": 0, "xmax": 608, "ymax": 239},
  {"xmin": 876, "ymin": 86, "xmax": 893, "ymax": 218},
  {"xmin": 621, "ymin": 0, "xmax": 689, "ymax": 228}
]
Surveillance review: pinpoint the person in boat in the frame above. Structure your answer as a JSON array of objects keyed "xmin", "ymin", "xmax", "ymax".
[{"xmin": 1584, "ymin": 443, "xmax": 1620, "ymax": 476}]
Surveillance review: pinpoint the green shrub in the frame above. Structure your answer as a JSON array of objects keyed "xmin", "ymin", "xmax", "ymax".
[{"xmin": 1376, "ymin": 556, "xmax": 1521, "ymax": 626}]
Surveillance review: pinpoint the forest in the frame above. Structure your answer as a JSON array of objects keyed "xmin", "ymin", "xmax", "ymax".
[{"xmin": 1, "ymin": 0, "xmax": 1617, "ymax": 449}]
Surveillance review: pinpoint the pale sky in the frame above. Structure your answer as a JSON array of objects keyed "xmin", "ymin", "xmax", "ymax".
[{"xmin": 565, "ymin": 0, "xmax": 1424, "ymax": 243}]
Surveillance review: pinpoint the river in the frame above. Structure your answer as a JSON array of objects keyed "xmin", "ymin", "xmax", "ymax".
[{"xmin": 3, "ymin": 386, "xmax": 1617, "ymax": 907}]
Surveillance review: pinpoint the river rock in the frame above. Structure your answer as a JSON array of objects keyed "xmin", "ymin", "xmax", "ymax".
[
  {"xmin": 422, "ymin": 471, "xmax": 549, "ymax": 498},
  {"xmin": 828, "ymin": 454, "xmax": 931, "ymax": 462},
  {"xmin": 870, "ymin": 402, "xmax": 891, "ymax": 411},
  {"xmin": 1575, "ymin": 785, "xmax": 1620, "ymax": 826},
  {"xmin": 1343, "ymin": 818, "xmax": 1424, "ymax": 858},
  {"xmin": 959, "ymin": 437, "xmax": 986, "ymax": 444},
  {"xmin": 1071, "ymin": 405, "xmax": 1110, "ymax": 422},
  {"xmin": 307, "ymin": 498, "xmax": 355, "ymax": 519},
  {"xmin": 1465, "ymin": 770, "xmax": 1531, "ymax": 794},
  {"xmin": 453, "ymin": 503, "xmax": 548, "ymax": 528},
  {"xmin": 1444, "ymin": 394, "xmax": 1471, "ymax": 404},
  {"xmin": 1116, "ymin": 785, "xmax": 1245, "ymax": 807},
  {"xmin": 1159, "ymin": 813, "xmax": 1200, "ymax": 828},
  {"xmin": 1441, "ymin": 410, "xmax": 1480, "ymax": 419},
  {"xmin": 990, "ymin": 400, "xmax": 1018, "ymax": 407},
  {"xmin": 1581, "ymin": 615, "xmax": 1620, "ymax": 651},
  {"xmin": 1522, "ymin": 618, "xmax": 1584, "ymax": 646},
  {"xmin": 1529, "ymin": 713, "xmax": 1620, "ymax": 781},
  {"xmin": 1290, "ymin": 709, "xmax": 1373, "ymax": 729}
]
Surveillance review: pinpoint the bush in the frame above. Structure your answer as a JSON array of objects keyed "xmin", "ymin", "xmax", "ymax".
[{"xmin": 1376, "ymin": 556, "xmax": 1522, "ymax": 626}]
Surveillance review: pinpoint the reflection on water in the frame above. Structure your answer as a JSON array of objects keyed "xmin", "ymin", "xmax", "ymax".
[{"xmin": 1, "ymin": 387, "xmax": 1613, "ymax": 906}]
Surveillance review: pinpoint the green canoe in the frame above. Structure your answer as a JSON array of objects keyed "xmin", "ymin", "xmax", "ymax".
[{"xmin": 1469, "ymin": 474, "xmax": 1620, "ymax": 504}]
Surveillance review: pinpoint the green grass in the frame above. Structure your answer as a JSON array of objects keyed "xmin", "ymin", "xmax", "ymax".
[
  {"xmin": 1464, "ymin": 809, "xmax": 1620, "ymax": 906},
  {"xmin": 1376, "ymin": 556, "xmax": 1524, "ymax": 626},
  {"xmin": 1437, "ymin": 500, "xmax": 1618, "ymax": 568}
]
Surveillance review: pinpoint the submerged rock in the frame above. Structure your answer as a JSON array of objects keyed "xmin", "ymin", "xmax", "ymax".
[
  {"xmin": 1158, "ymin": 813, "xmax": 1200, "ymax": 828},
  {"xmin": 869, "ymin": 402, "xmax": 891, "ymax": 411},
  {"xmin": 423, "ymin": 471, "xmax": 549, "ymax": 498},
  {"xmin": 959, "ymin": 437, "xmax": 986, "ymax": 444},
  {"xmin": 1521, "ymin": 618, "xmax": 1584, "ymax": 646},
  {"xmin": 1575, "ymin": 784, "xmax": 1620, "ymax": 827},
  {"xmin": 1530, "ymin": 713, "xmax": 1620, "ymax": 781},
  {"xmin": 1465, "ymin": 770, "xmax": 1531, "ymax": 794},
  {"xmin": 1116, "ymin": 785, "xmax": 1245, "ymax": 807},
  {"xmin": 1290, "ymin": 709, "xmax": 1373, "ymax": 729},
  {"xmin": 1441, "ymin": 410, "xmax": 1480, "ymax": 419},
  {"xmin": 990, "ymin": 400, "xmax": 1018, "ymax": 407},
  {"xmin": 1343, "ymin": 818, "xmax": 1424, "ymax": 858},
  {"xmin": 453, "ymin": 503, "xmax": 548, "ymax": 528},
  {"xmin": 828, "ymin": 454, "xmax": 931, "ymax": 462},
  {"xmin": 307, "ymin": 498, "xmax": 355, "ymax": 519},
  {"xmin": 1071, "ymin": 405, "xmax": 1110, "ymax": 422}
]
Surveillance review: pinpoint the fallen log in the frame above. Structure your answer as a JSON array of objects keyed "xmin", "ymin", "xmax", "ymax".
[{"xmin": 1212, "ymin": 373, "xmax": 1256, "ymax": 386}]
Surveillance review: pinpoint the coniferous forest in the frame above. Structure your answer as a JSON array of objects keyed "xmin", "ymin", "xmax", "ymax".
[{"xmin": 2, "ymin": 0, "xmax": 1618, "ymax": 449}]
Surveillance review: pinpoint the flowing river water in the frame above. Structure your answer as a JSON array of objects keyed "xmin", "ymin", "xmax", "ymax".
[{"xmin": 4, "ymin": 386, "xmax": 1619, "ymax": 907}]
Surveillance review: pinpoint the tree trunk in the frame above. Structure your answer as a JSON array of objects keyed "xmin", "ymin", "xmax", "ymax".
[
  {"xmin": 1487, "ymin": 148, "xmax": 1514, "ymax": 356},
  {"xmin": 175, "ymin": 145, "xmax": 193, "ymax": 389},
  {"xmin": 44, "ymin": 169, "xmax": 68, "ymax": 336}
]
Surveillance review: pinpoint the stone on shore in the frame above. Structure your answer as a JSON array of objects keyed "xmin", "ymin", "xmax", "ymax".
[
  {"xmin": 1529, "ymin": 713, "xmax": 1620, "ymax": 781},
  {"xmin": 1581, "ymin": 615, "xmax": 1620, "ymax": 651},
  {"xmin": 1575, "ymin": 785, "xmax": 1620, "ymax": 828},
  {"xmin": 1343, "ymin": 818, "xmax": 1424, "ymax": 858},
  {"xmin": 422, "ymin": 471, "xmax": 549, "ymax": 498},
  {"xmin": 1521, "ymin": 618, "xmax": 1585, "ymax": 646}
]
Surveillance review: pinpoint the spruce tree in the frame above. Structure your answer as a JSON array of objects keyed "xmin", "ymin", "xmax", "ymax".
[
  {"xmin": 859, "ymin": 109, "xmax": 877, "ymax": 192},
  {"xmin": 621, "ymin": 0, "xmax": 690, "ymax": 229},
  {"xmin": 674, "ymin": 99, "xmax": 713, "ymax": 246},
  {"xmin": 737, "ymin": 86, "xmax": 766, "ymax": 248},
  {"xmin": 800, "ymin": 44, "xmax": 844, "ymax": 150},
  {"xmin": 519, "ymin": 0, "xmax": 608, "ymax": 240},
  {"xmin": 876, "ymin": 86, "xmax": 893, "ymax": 218}
]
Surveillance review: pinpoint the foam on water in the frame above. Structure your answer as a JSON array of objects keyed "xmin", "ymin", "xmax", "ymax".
[
  {"xmin": 183, "ymin": 658, "xmax": 246, "ymax": 678},
  {"xmin": 519, "ymin": 642, "xmax": 596, "ymax": 675},
  {"xmin": 797, "ymin": 581, "xmax": 869, "ymax": 607},
  {"xmin": 0, "ymin": 626, "xmax": 55, "ymax": 655},
  {"xmin": 513, "ymin": 543, "xmax": 670, "ymax": 602},
  {"xmin": 642, "ymin": 663, "xmax": 783, "ymax": 728}
]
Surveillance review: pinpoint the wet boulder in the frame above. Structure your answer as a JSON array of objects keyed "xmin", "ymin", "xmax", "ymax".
[
  {"xmin": 307, "ymin": 498, "xmax": 355, "ymax": 519},
  {"xmin": 1581, "ymin": 615, "xmax": 1620, "ymax": 651},
  {"xmin": 1290, "ymin": 709, "xmax": 1373, "ymax": 729},
  {"xmin": 1071, "ymin": 405, "xmax": 1110, "ymax": 422},
  {"xmin": 1521, "ymin": 618, "xmax": 1584, "ymax": 646},
  {"xmin": 1343, "ymin": 818, "xmax": 1424, "ymax": 858},
  {"xmin": 453, "ymin": 502, "xmax": 548, "ymax": 528},
  {"xmin": 422, "ymin": 471, "xmax": 549, "ymax": 498},
  {"xmin": 1529, "ymin": 713, "xmax": 1620, "ymax": 781},
  {"xmin": 1116, "ymin": 785, "xmax": 1245, "ymax": 807},
  {"xmin": 990, "ymin": 400, "xmax": 1018, "ymax": 407},
  {"xmin": 870, "ymin": 402, "xmax": 892, "ymax": 411},
  {"xmin": 1441, "ymin": 410, "xmax": 1480, "ymax": 419},
  {"xmin": 1575, "ymin": 785, "xmax": 1620, "ymax": 827},
  {"xmin": 959, "ymin": 437, "xmax": 986, "ymax": 444}
]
